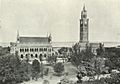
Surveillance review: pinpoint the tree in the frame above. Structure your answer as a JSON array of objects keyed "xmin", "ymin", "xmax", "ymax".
[
  {"xmin": 99, "ymin": 73, "xmax": 120, "ymax": 84},
  {"xmin": 71, "ymin": 43, "xmax": 94, "ymax": 67},
  {"xmin": 96, "ymin": 43, "xmax": 105, "ymax": 56},
  {"xmin": 0, "ymin": 47, "xmax": 11, "ymax": 56},
  {"xmin": 58, "ymin": 47, "xmax": 68, "ymax": 55},
  {"xmin": 46, "ymin": 55, "xmax": 57, "ymax": 65},
  {"xmin": 32, "ymin": 59, "xmax": 40, "ymax": 80},
  {"xmin": 0, "ymin": 54, "xmax": 30, "ymax": 84},
  {"xmin": 54, "ymin": 62, "xmax": 64, "ymax": 76},
  {"xmin": 104, "ymin": 51, "xmax": 120, "ymax": 71}
]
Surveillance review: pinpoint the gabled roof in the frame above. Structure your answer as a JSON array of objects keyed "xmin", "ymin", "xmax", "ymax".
[{"xmin": 19, "ymin": 36, "xmax": 50, "ymax": 43}]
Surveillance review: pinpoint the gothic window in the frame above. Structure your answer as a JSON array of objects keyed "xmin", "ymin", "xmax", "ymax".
[
  {"xmin": 26, "ymin": 54, "xmax": 28, "ymax": 58},
  {"xmin": 36, "ymin": 48, "xmax": 38, "ymax": 52},
  {"xmin": 40, "ymin": 54, "xmax": 42, "ymax": 56},
  {"xmin": 52, "ymin": 53, "xmax": 54, "ymax": 56},
  {"xmin": 35, "ymin": 54, "xmax": 38, "ymax": 58},
  {"xmin": 44, "ymin": 48, "xmax": 47, "ymax": 51},
  {"xmin": 21, "ymin": 54, "xmax": 23, "ymax": 58},
  {"xmin": 39, "ymin": 48, "xmax": 43, "ymax": 52},
  {"xmin": 20, "ymin": 49, "xmax": 22, "ymax": 52},
  {"xmin": 31, "ymin": 48, "xmax": 34, "ymax": 52},
  {"xmin": 35, "ymin": 48, "xmax": 37, "ymax": 52},
  {"xmin": 35, "ymin": 48, "xmax": 38, "ymax": 52},
  {"xmin": 31, "ymin": 54, "xmax": 33, "ymax": 58},
  {"xmin": 30, "ymin": 48, "xmax": 32, "ymax": 52},
  {"xmin": 25, "ymin": 48, "xmax": 27, "ymax": 52},
  {"xmin": 27, "ymin": 48, "xmax": 29, "ymax": 52},
  {"xmin": 39, "ymin": 54, "xmax": 42, "ymax": 61},
  {"xmin": 39, "ymin": 48, "xmax": 41, "ymax": 51},
  {"xmin": 44, "ymin": 54, "xmax": 46, "ymax": 58},
  {"xmin": 20, "ymin": 48, "xmax": 24, "ymax": 52},
  {"xmin": 41, "ymin": 48, "xmax": 43, "ymax": 51},
  {"xmin": 48, "ymin": 48, "xmax": 51, "ymax": 52}
]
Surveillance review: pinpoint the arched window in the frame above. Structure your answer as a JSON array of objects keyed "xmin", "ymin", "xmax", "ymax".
[
  {"xmin": 31, "ymin": 54, "xmax": 33, "ymax": 58},
  {"xmin": 25, "ymin": 49, "xmax": 27, "ymax": 52},
  {"xmin": 36, "ymin": 48, "xmax": 38, "ymax": 52},
  {"xmin": 20, "ymin": 49, "xmax": 22, "ymax": 52},
  {"xmin": 26, "ymin": 54, "xmax": 28, "ymax": 58},
  {"xmin": 48, "ymin": 48, "xmax": 51, "ymax": 52},
  {"xmin": 27, "ymin": 48, "xmax": 29, "ymax": 52},
  {"xmin": 31, "ymin": 48, "xmax": 34, "ymax": 52},
  {"xmin": 35, "ymin": 54, "xmax": 38, "ymax": 58},
  {"xmin": 22, "ymin": 49, "xmax": 24, "ymax": 52},
  {"xmin": 35, "ymin": 48, "xmax": 37, "ymax": 52},
  {"xmin": 39, "ymin": 48, "xmax": 41, "ymax": 51},
  {"xmin": 39, "ymin": 54, "xmax": 42, "ymax": 61},
  {"xmin": 40, "ymin": 54, "xmax": 42, "ymax": 56},
  {"xmin": 21, "ymin": 54, "xmax": 23, "ymax": 58},
  {"xmin": 41, "ymin": 48, "xmax": 43, "ymax": 51},
  {"xmin": 20, "ymin": 48, "xmax": 24, "ymax": 52},
  {"xmin": 30, "ymin": 48, "xmax": 32, "ymax": 52},
  {"xmin": 44, "ymin": 54, "xmax": 46, "ymax": 57},
  {"xmin": 35, "ymin": 48, "xmax": 38, "ymax": 52},
  {"xmin": 52, "ymin": 53, "xmax": 54, "ymax": 56}
]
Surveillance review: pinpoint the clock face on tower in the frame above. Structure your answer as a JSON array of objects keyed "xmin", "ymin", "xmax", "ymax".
[{"xmin": 85, "ymin": 21, "xmax": 87, "ymax": 25}]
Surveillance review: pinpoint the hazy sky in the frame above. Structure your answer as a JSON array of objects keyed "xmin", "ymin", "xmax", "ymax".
[{"xmin": 0, "ymin": 0, "xmax": 120, "ymax": 42}]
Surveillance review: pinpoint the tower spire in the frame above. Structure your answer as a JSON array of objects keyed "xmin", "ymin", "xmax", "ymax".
[
  {"xmin": 80, "ymin": 4, "xmax": 89, "ymax": 43},
  {"xmin": 83, "ymin": 3, "xmax": 85, "ymax": 11},
  {"xmin": 17, "ymin": 29, "xmax": 20, "ymax": 42}
]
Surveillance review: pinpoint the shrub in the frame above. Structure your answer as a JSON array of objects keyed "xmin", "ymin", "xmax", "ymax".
[
  {"xmin": 54, "ymin": 62, "xmax": 64, "ymax": 76},
  {"xmin": 32, "ymin": 59, "xmax": 40, "ymax": 80}
]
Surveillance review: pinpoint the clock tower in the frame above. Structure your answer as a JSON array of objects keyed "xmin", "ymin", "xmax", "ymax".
[{"xmin": 79, "ymin": 5, "xmax": 89, "ymax": 43}]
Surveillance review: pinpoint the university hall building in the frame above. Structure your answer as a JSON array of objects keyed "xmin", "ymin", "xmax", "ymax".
[{"xmin": 10, "ymin": 33, "xmax": 52, "ymax": 62}]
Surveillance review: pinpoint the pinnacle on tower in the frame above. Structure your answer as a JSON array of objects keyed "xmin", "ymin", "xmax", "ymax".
[
  {"xmin": 48, "ymin": 33, "xmax": 52, "ymax": 42},
  {"xmin": 17, "ymin": 30, "xmax": 20, "ymax": 42},
  {"xmin": 83, "ymin": 4, "xmax": 86, "ymax": 11}
]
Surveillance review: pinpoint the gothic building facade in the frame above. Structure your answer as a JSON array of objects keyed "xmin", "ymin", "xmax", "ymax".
[
  {"xmin": 77, "ymin": 5, "xmax": 102, "ymax": 55},
  {"xmin": 80, "ymin": 6, "xmax": 89, "ymax": 43},
  {"xmin": 10, "ymin": 33, "xmax": 53, "ymax": 63}
]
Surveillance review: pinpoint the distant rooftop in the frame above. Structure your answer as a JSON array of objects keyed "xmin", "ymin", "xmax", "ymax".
[{"xmin": 19, "ymin": 36, "xmax": 50, "ymax": 43}]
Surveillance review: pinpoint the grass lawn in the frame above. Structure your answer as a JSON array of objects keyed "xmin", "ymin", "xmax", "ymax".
[
  {"xmin": 22, "ymin": 62, "xmax": 109, "ymax": 84},
  {"xmin": 23, "ymin": 62, "xmax": 78, "ymax": 84}
]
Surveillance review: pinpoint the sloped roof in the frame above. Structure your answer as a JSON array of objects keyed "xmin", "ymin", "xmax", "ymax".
[{"xmin": 19, "ymin": 37, "xmax": 50, "ymax": 43}]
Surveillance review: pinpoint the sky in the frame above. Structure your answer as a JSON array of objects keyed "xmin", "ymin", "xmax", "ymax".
[{"xmin": 0, "ymin": 0, "xmax": 120, "ymax": 43}]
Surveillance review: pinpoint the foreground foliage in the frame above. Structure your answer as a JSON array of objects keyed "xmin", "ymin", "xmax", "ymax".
[
  {"xmin": 46, "ymin": 55, "xmax": 57, "ymax": 65},
  {"xmin": 54, "ymin": 62, "xmax": 64, "ymax": 76},
  {"xmin": 32, "ymin": 59, "xmax": 41, "ymax": 80},
  {"xmin": 0, "ymin": 54, "xmax": 30, "ymax": 84}
]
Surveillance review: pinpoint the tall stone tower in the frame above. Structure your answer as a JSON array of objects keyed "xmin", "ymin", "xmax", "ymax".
[{"xmin": 79, "ymin": 5, "xmax": 89, "ymax": 43}]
